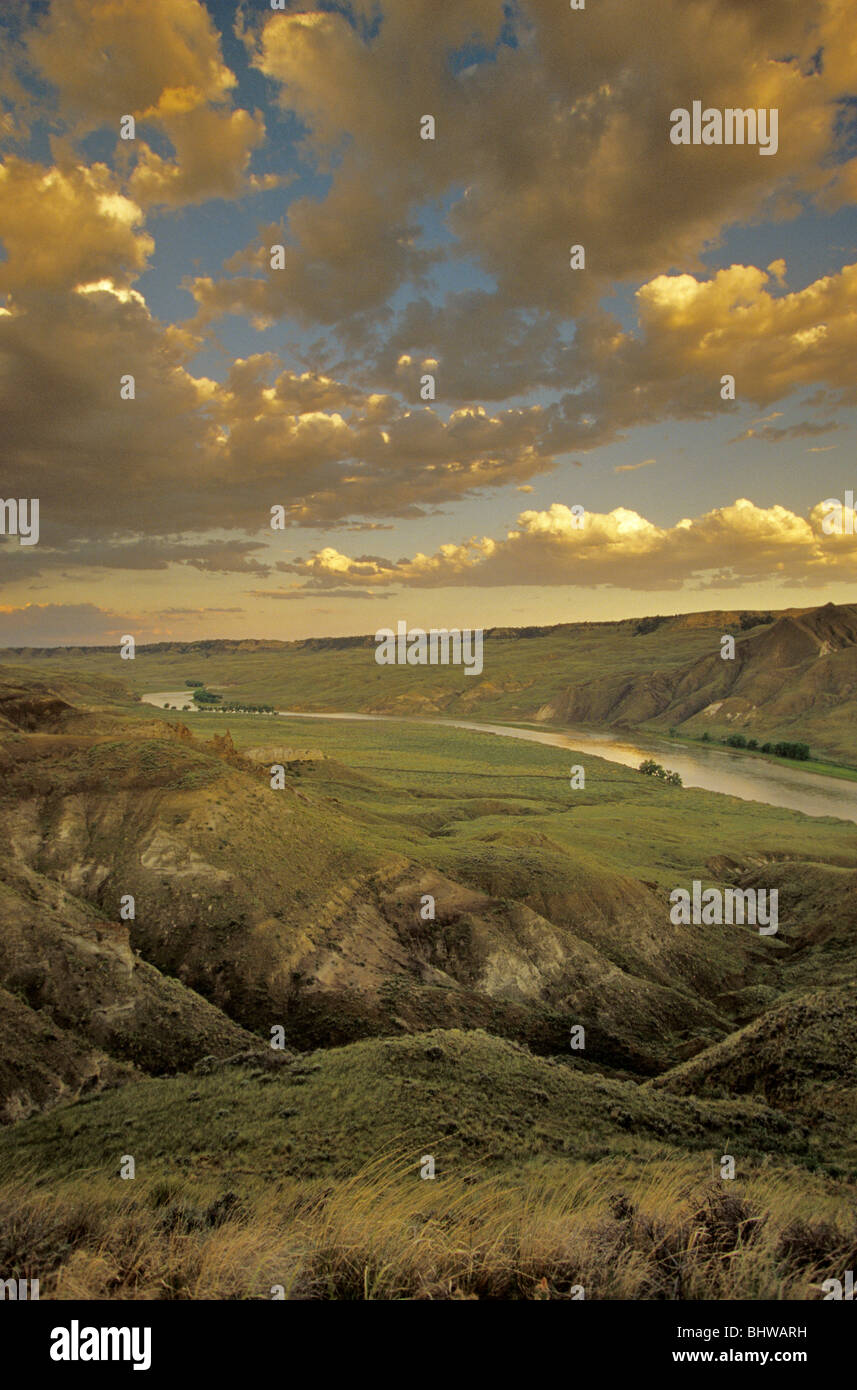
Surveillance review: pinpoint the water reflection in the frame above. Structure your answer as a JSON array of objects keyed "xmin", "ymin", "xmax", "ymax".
[{"xmin": 275, "ymin": 709, "xmax": 857, "ymax": 825}]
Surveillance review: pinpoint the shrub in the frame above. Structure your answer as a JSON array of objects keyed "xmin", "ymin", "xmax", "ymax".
[
  {"xmin": 634, "ymin": 616, "xmax": 666, "ymax": 636},
  {"xmin": 638, "ymin": 761, "xmax": 682, "ymax": 786},
  {"xmin": 772, "ymin": 741, "xmax": 810, "ymax": 761},
  {"xmin": 733, "ymin": 739, "xmax": 810, "ymax": 761}
]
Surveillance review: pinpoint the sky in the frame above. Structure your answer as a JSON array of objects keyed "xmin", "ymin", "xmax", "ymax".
[{"xmin": 2, "ymin": 0, "xmax": 857, "ymax": 645}]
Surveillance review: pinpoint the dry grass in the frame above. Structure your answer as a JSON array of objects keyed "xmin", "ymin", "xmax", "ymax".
[{"xmin": 2, "ymin": 1153, "xmax": 855, "ymax": 1300}]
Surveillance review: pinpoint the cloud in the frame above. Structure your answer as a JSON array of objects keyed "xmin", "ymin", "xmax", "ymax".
[
  {"xmin": 368, "ymin": 293, "xmax": 575, "ymax": 403},
  {"xmin": 24, "ymin": 0, "xmax": 276, "ymax": 208},
  {"xmin": 0, "ymin": 602, "xmax": 150, "ymax": 646},
  {"xmin": 0, "ymin": 157, "xmax": 152, "ymax": 295},
  {"xmin": 0, "ymin": 278, "xmax": 555, "ymax": 557},
  {"xmin": 0, "ymin": 533, "xmax": 274, "ymax": 585},
  {"xmin": 213, "ymin": 362, "xmax": 556, "ymax": 525},
  {"xmin": 730, "ymin": 421, "xmax": 838, "ymax": 444},
  {"xmin": 6, "ymin": 243, "xmax": 857, "ymax": 565},
  {"xmin": 2, "ymin": 0, "xmax": 857, "ymax": 590},
  {"xmin": 191, "ymin": 0, "xmax": 849, "ymax": 329},
  {"xmin": 633, "ymin": 261, "xmax": 857, "ymax": 405},
  {"xmin": 268, "ymin": 497, "xmax": 857, "ymax": 594},
  {"xmin": 247, "ymin": 586, "xmax": 387, "ymax": 601},
  {"xmin": 26, "ymin": 0, "xmax": 235, "ymax": 126},
  {"xmin": 191, "ymin": 255, "xmax": 857, "ymax": 531},
  {"xmin": 541, "ymin": 260, "xmax": 857, "ymax": 457},
  {"xmin": 0, "ymin": 601, "xmax": 251, "ymax": 645},
  {"xmin": 190, "ymin": 187, "xmax": 436, "ymax": 329},
  {"xmin": 615, "ymin": 458, "xmax": 656, "ymax": 473},
  {"xmin": 127, "ymin": 105, "xmax": 278, "ymax": 208},
  {"xmin": 0, "ymin": 287, "xmax": 218, "ymax": 543}
]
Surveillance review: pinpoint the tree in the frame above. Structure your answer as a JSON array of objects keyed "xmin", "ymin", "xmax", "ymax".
[
  {"xmin": 739, "ymin": 612, "xmax": 773, "ymax": 630},
  {"xmin": 772, "ymin": 741, "xmax": 810, "ymax": 761},
  {"xmin": 634, "ymin": 615, "xmax": 666, "ymax": 636},
  {"xmin": 638, "ymin": 760, "xmax": 682, "ymax": 786}
]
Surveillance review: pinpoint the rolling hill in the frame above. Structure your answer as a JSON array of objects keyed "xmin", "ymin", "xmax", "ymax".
[
  {"xmin": 0, "ymin": 665, "xmax": 855, "ymax": 1299},
  {"xmin": 1, "ymin": 667, "xmax": 855, "ymax": 1110}
]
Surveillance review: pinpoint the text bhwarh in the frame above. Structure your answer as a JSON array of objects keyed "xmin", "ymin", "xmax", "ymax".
[{"xmin": 375, "ymin": 622, "xmax": 483, "ymax": 676}]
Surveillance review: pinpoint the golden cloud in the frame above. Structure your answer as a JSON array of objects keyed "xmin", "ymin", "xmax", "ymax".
[
  {"xmin": 23, "ymin": 0, "xmax": 274, "ymax": 208},
  {"xmin": 191, "ymin": 0, "xmax": 852, "ymax": 326},
  {"xmin": 0, "ymin": 157, "xmax": 152, "ymax": 295},
  {"xmin": 26, "ymin": 0, "xmax": 234, "ymax": 126},
  {"xmin": 542, "ymin": 259, "xmax": 857, "ymax": 456},
  {"xmin": 127, "ymin": 106, "xmax": 277, "ymax": 208},
  {"xmin": 272, "ymin": 498, "xmax": 857, "ymax": 593}
]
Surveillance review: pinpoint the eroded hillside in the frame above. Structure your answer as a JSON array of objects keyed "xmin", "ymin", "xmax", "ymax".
[
  {"xmin": 541, "ymin": 603, "xmax": 857, "ymax": 760},
  {"xmin": 1, "ymin": 669, "xmax": 856, "ymax": 1141}
]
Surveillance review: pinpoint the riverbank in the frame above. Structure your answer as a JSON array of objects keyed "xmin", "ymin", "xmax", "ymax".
[
  {"xmin": 268, "ymin": 709, "xmax": 857, "ymax": 825},
  {"xmin": 489, "ymin": 718, "xmax": 857, "ymax": 787},
  {"xmin": 138, "ymin": 692, "xmax": 857, "ymax": 824}
]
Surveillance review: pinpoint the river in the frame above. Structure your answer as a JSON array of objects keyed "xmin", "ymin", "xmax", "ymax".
[
  {"xmin": 273, "ymin": 710, "xmax": 857, "ymax": 826},
  {"xmin": 140, "ymin": 692, "xmax": 857, "ymax": 824}
]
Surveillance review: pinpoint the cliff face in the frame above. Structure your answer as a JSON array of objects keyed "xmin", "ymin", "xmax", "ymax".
[{"xmin": 541, "ymin": 603, "xmax": 857, "ymax": 755}]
